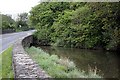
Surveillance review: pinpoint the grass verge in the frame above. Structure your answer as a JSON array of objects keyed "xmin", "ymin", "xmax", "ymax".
[
  {"xmin": 25, "ymin": 46, "xmax": 102, "ymax": 78},
  {"xmin": 0, "ymin": 46, "xmax": 14, "ymax": 79}
]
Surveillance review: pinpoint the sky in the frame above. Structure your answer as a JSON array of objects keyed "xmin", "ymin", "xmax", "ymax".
[
  {"xmin": 0, "ymin": 0, "xmax": 119, "ymax": 19},
  {"xmin": 0, "ymin": 0, "xmax": 40, "ymax": 19}
]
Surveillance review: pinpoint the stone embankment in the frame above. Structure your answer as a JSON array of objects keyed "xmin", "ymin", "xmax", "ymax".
[{"xmin": 12, "ymin": 35, "xmax": 51, "ymax": 78}]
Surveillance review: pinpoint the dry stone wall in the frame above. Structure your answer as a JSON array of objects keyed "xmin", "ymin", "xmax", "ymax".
[{"xmin": 12, "ymin": 35, "xmax": 51, "ymax": 79}]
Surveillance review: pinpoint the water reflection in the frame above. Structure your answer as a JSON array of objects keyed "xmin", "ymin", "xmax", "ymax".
[{"xmin": 38, "ymin": 46, "xmax": 120, "ymax": 78}]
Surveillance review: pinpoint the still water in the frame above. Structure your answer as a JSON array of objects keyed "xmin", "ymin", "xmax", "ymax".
[{"xmin": 39, "ymin": 46, "xmax": 120, "ymax": 78}]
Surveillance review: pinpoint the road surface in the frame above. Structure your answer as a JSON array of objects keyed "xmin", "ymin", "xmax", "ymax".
[{"xmin": 0, "ymin": 30, "xmax": 35, "ymax": 53}]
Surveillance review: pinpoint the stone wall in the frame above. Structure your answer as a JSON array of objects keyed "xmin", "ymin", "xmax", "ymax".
[
  {"xmin": 22, "ymin": 35, "xmax": 33, "ymax": 48},
  {"xmin": 12, "ymin": 34, "xmax": 51, "ymax": 78},
  {"xmin": 0, "ymin": 29, "xmax": 16, "ymax": 34}
]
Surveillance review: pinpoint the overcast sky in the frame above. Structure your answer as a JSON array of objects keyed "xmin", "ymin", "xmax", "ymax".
[
  {"xmin": 0, "ymin": 0, "xmax": 119, "ymax": 14},
  {"xmin": 0, "ymin": 0, "xmax": 119, "ymax": 19},
  {"xmin": 0, "ymin": 0, "xmax": 40, "ymax": 19}
]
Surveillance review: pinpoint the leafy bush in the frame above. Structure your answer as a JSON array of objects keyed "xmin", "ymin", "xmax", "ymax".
[{"xmin": 30, "ymin": 2, "xmax": 120, "ymax": 51}]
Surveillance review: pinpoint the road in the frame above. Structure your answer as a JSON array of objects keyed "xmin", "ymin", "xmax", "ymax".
[{"xmin": 0, "ymin": 30, "xmax": 35, "ymax": 53}]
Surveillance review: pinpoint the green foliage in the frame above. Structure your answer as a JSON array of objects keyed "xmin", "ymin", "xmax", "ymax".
[
  {"xmin": 0, "ymin": 46, "xmax": 14, "ymax": 79},
  {"xmin": 87, "ymin": 3, "xmax": 120, "ymax": 50},
  {"xmin": 16, "ymin": 13, "xmax": 29, "ymax": 31},
  {"xmin": 0, "ymin": 13, "xmax": 32, "ymax": 32},
  {"xmin": 30, "ymin": 2, "xmax": 120, "ymax": 51},
  {"xmin": 25, "ymin": 46, "xmax": 101, "ymax": 78},
  {"xmin": 0, "ymin": 14, "xmax": 15, "ymax": 30}
]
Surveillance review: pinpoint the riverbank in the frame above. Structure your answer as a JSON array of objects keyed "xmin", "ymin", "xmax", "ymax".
[
  {"xmin": 39, "ymin": 45, "xmax": 120, "ymax": 78},
  {"xmin": 25, "ymin": 46, "xmax": 101, "ymax": 78}
]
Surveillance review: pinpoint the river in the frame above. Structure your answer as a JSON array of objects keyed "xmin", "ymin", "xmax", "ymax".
[{"xmin": 38, "ymin": 46, "xmax": 120, "ymax": 78}]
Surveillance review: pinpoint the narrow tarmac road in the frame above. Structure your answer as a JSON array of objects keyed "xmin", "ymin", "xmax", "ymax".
[{"xmin": 0, "ymin": 30, "xmax": 35, "ymax": 53}]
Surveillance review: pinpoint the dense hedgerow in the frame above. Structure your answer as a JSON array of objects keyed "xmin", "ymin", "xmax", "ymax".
[{"xmin": 30, "ymin": 2, "xmax": 120, "ymax": 51}]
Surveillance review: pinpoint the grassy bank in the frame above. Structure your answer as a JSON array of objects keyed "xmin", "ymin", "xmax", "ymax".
[
  {"xmin": 26, "ymin": 46, "xmax": 101, "ymax": 78},
  {"xmin": 0, "ymin": 46, "xmax": 14, "ymax": 79}
]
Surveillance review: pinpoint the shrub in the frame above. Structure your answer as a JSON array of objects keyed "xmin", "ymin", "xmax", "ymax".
[{"xmin": 30, "ymin": 2, "xmax": 120, "ymax": 51}]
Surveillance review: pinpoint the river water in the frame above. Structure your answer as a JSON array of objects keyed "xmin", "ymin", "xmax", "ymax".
[{"xmin": 38, "ymin": 46, "xmax": 120, "ymax": 78}]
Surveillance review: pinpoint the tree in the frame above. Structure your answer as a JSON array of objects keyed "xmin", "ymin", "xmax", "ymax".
[
  {"xmin": 0, "ymin": 14, "xmax": 15, "ymax": 30},
  {"xmin": 16, "ymin": 13, "xmax": 29, "ymax": 31},
  {"xmin": 30, "ymin": 2, "xmax": 120, "ymax": 51}
]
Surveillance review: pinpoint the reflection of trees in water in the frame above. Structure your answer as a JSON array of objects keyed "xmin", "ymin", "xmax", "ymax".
[{"xmin": 39, "ymin": 46, "xmax": 119, "ymax": 78}]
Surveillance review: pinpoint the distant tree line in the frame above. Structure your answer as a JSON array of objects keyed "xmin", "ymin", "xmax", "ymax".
[
  {"xmin": 0, "ymin": 13, "xmax": 33, "ymax": 34},
  {"xmin": 30, "ymin": 2, "xmax": 120, "ymax": 51},
  {"xmin": 0, "ymin": 14, "xmax": 15, "ymax": 30}
]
